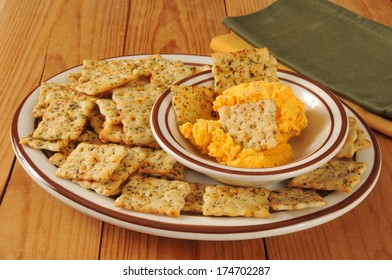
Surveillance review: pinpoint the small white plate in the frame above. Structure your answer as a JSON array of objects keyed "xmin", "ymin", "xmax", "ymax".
[{"xmin": 10, "ymin": 54, "xmax": 382, "ymax": 240}]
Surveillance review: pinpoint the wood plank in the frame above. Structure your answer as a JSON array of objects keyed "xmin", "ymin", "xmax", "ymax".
[
  {"xmin": 0, "ymin": 0, "xmax": 62, "ymax": 198},
  {"xmin": 125, "ymin": 0, "xmax": 227, "ymax": 55},
  {"xmin": 0, "ymin": 163, "xmax": 102, "ymax": 259},
  {"xmin": 100, "ymin": 224, "xmax": 266, "ymax": 259}
]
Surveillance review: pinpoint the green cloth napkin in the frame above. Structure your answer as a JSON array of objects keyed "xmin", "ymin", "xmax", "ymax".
[{"xmin": 223, "ymin": 0, "xmax": 392, "ymax": 119}]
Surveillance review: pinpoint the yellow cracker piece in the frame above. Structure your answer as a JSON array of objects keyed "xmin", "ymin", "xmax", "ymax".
[
  {"xmin": 96, "ymin": 99, "xmax": 122, "ymax": 125},
  {"xmin": 353, "ymin": 126, "xmax": 371, "ymax": 152},
  {"xmin": 19, "ymin": 137, "xmax": 69, "ymax": 152},
  {"xmin": 269, "ymin": 188, "xmax": 327, "ymax": 211},
  {"xmin": 171, "ymin": 85, "xmax": 217, "ymax": 125},
  {"xmin": 115, "ymin": 175, "xmax": 190, "ymax": 217},
  {"xmin": 76, "ymin": 147, "xmax": 149, "ymax": 196},
  {"xmin": 150, "ymin": 60, "xmax": 196, "ymax": 88},
  {"xmin": 288, "ymin": 158, "xmax": 368, "ymax": 193},
  {"xmin": 138, "ymin": 149, "xmax": 185, "ymax": 180},
  {"xmin": 55, "ymin": 143, "xmax": 128, "ymax": 182},
  {"xmin": 202, "ymin": 185, "xmax": 270, "ymax": 218},
  {"xmin": 32, "ymin": 99, "xmax": 95, "ymax": 141},
  {"xmin": 99, "ymin": 123, "xmax": 125, "ymax": 144},
  {"xmin": 73, "ymin": 59, "xmax": 139, "ymax": 95},
  {"xmin": 113, "ymin": 84, "xmax": 161, "ymax": 147},
  {"xmin": 219, "ymin": 99, "xmax": 278, "ymax": 151},
  {"xmin": 212, "ymin": 48, "xmax": 278, "ymax": 94},
  {"xmin": 182, "ymin": 183, "xmax": 208, "ymax": 213}
]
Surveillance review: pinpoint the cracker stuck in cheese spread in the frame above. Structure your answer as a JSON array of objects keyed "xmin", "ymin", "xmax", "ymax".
[{"xmin": 179, "ymin": 81, "xmax": 308, "ymax": 168}]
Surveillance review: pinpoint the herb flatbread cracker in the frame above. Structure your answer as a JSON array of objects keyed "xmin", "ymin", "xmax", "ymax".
[
  {"xmin": 269, "ymin": 188, "xmax": 327, "ymax": 211},
  {"xmin": 55, "ymin": 143, "xmax": 128, "ymax": 182},
  {"xmin": 150, "ymin": 60, "xmax": 196, "ymax": 88},
  {"xmin": 288, "ymin": 158, "xmax": 368, "ymax": 193},
  {"xmin": 115, "ymin": 175, "xmax": 190, "ymax": 217},
  {"xmin": 202, "ymin": 185, "xmax": 270, "ymax": 218},
  {"xmin": 73, "ymin": 59, "xmax": 139, "ymax": 95},
  {"xmin": 182, "ymin": 183, "xmax": 208, "ymax": 213},
  {"xmin": 32, "ymin": 99, "xmax": 95, "ymax": 141},
  {"xmin": 212, "ymin": 48, "xmax": 278, "ymax": 94},
  {"xmin": 171, "ymin": 85, "xmax": 216, "ymax": 125},
  {"xmin": 19, "ymin": 137, "xmax": 69, "ymax": 152},
  {"xmin": 218, "ymin": 99, "xmax": 278, "ymax": 151}
]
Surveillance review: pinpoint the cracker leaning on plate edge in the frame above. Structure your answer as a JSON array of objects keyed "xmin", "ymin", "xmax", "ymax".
[{"xmin": 19, "ymin": 49, "xmax": 371, "ymax": 218}]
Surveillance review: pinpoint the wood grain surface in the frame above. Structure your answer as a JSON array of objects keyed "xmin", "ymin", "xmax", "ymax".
[{"xmin": 0, "ymin": 0, "xmax": 391, "ymax": 260}]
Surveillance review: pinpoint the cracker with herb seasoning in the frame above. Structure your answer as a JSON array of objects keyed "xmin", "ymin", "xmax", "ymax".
[
  {"xmin": 115, "ymin": 175, "xmax": 190, "ymax": 217},
  {"xmin": 171, "ymin": 85, "xmax": 217, "ymax": 125},
  {"xmin": 218, "ymin": 99, "xmax": 278, "ymax": 152},
  {"xmin": 32, "ymin": 99, "xmax": 95, "ymax": 142},
  {"xmin": 96, "ymin": 99, "xmax": 122, "ymax": 125},
  {"xmin": 137, "ymin": 149, "xmax": 185, "ymax": 180},
  {"xmin": 132, "ymin": 54, "xmax": 165, "ymax": 76},
  {"xmin": 269, "ymin": 187, "xmax": 327, "ymax": 211},
  {"xmin": 19, "ymin": 137, "xmax": 69, "ymax": 152},
  {"xmin": 150, "ymin": 60, "xmax": 196, "ymax": 88},
  {"xmin": 112, "ymin": 84, "xmax": 161, "ymax": 147},
  {"xmin": 288, "ymin": 158, "xmax": 368, "ymax": 193},
  {"xmin": 182, "ymin": 183, "xmax": 208, "ymax": 213},
  {"xmin": 202, "ymin": 185, "xmax": 270, "ymax": 218},
  {"xmin": 72, "ymin": 59, "xmax": 139, "ymax": 95},
  {"xmin": 211, "ymin": 48, "xmax": 278, "ymax": 94},
  {"xmin": 55, "ymin": 143, "xmax": 128, "ymax": 182},
  {"xmin": 75, "ymin": 147, "xmax": 149, "ymax": 196}
]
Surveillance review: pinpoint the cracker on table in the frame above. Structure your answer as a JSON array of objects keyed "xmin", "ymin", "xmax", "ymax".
[
  {"xmin": 202, "ymin": 185, "xmax": 270, "ymax": 218},
  {"xmin": 76, "ymin": 147, "xmax": 149, "ymax": 196},
  {"xmin": 218, "ymin": 99, "xmax": 278, "ymax": 151},
  {"xmin": 112, "ymin": 84, "xmax": 161, "ymax": 147},
  {"xmin": 55, "ymin": 143, "xmax": 128, "ymax": 182},
  {"xmin": 150, "ymin": 60, "xmax": 196, "ymax": 88},
  {"xmin": 182, "ymin": 183, "xmax": 208, "ymax": 213},
  {"xmin": 171, "ymin": 85, "xmax": 217, "ymax": 125},
  {"xmin": 138, "ymin": 149, "xmax": 185, "ymax": 180},
  {"xmin": 72, "ymin": 59, "xmax": 139, "ymax": 95},
  {"xmin": 269, "ymin": 188, "xmax": 327, "ymax": 211},
  {"xmin": 115, "ymin": 175, "xmax": 190, "ymax": 217},
  {"xmin": 212, "ymin": 48, "xmax": 278, "ymax": 94},
  {"xmin": 288, "ymin": 158, "xmax": 368, "ymax": 193},
  {"xmin": 32, "ymin": 99, "xmax": 95, "ymax": 141}
]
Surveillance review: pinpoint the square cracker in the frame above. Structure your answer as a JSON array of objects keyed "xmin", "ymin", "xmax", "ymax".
[
  {"xmin": 212, "ymin": 48, "xmax": 278, "ymax": 94},
  {"xmin": 288, "ymin": 158, "xmax": 368, "ymax": 193},
  {"xmin": 202, "ymin": 185, "xmax": 270, "ymax": 218},
  {"xmin": 96, "ymin": 99, "xmax": 122, "ymax": 125},
  {"xmin": 115, "ymin": 175, "xmax": 190, "ymax": 217},
  {"xmin": 112, "ymin": 84, "xmax": 161, "ymax": 147},
  {"xmin": 218, "ymin": 99, "xmax": 278, "ymax": 151},
  {"xmin": 269, "ymin": 188, "xmax": 327, "ymax": 211},
  {"xmin": 55, "ymin": 143, "xmax": 128, "ymax": 182},
  {"xmin": 76, "ymin": 147, "xmax": 149, "ymax": 196},
  {"xmin": 150, "ymin": 60, "xmax": 196, "ymax": 88},
  {"xmin": 19, "ymin": 137, "xmax": 69, "ymax": 152},
  {"xmin": 72, "ymin": 59, "xmax": 139, "ymax": 95},
  {"xmin": 171, "ymin": 85, "xmax": 217, "ymax": 125},
  {"xmin": 32, "ymin": 99, "xmax": 95, "ymax": 141}
]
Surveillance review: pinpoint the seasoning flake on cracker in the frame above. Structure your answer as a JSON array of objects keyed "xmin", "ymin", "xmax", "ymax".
[
  {"xmin": 115, "ymin": 175, "xmax": 190, "ymax": 217},
  {"xmin": 150, "ymin": 60, "xmax": 196, "ymax": 88}
]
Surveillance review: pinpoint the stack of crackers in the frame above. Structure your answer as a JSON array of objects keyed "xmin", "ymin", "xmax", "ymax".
[{"xmin": 20, "ymin": 49, "xmax": 371, "ymax": 219}]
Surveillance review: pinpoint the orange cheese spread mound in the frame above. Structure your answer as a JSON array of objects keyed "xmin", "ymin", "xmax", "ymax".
[{"xmin": 179, "ymin": 81, "xmax": 308, "ymax": 168}]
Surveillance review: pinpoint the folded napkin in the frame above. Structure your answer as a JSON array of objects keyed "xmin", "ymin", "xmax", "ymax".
[{"xmin": 212, "ymin": 0, "xmax": 392, "ymax": 136}]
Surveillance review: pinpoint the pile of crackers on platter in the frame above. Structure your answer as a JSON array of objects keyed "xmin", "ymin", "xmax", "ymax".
[{"xmin": 20, "ymin": 48, "xmax": 371, "ymax": 218}]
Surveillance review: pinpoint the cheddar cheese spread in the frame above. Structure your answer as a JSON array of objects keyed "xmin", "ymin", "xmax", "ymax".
[{"xmin": 179, "ymin": 81, "xmax": 308, "ymax": 168}]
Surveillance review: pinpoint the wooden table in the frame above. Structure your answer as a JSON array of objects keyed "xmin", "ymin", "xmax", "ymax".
[{"xmin": 1, "ymin": 0, "xmax": 391, "ymax": 260}]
